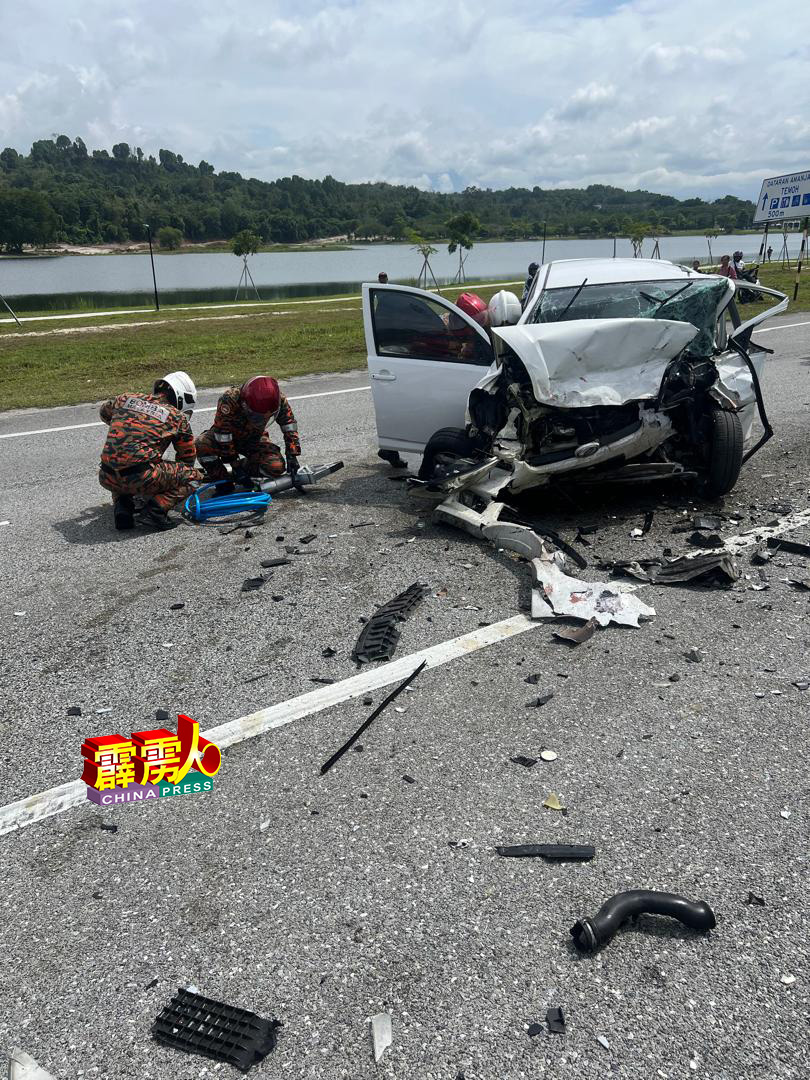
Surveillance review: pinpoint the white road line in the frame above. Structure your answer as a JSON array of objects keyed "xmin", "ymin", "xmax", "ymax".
[
  {"xmin": 0, "ymin": 614, "xmax": 540, "ymax": 837},
  {"xmin": 757, "ymin": 319, "xmax": 810, "ymax": 333},
  {"xmin": 0, "ymin": 385, "xmax": 371, "ymax": 440}
]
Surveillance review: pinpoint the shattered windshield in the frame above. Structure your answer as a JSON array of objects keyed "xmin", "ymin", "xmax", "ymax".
[{"xmin": 526, "ymin": 277, "xmax": 729, "ymax": 357}]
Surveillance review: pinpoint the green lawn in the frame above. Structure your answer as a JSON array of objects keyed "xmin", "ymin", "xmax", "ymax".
[{"xmin": 0, "ymin": 271, "xmax": 806, "ymax": 412}]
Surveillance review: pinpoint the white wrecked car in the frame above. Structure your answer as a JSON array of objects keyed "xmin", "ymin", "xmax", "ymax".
[{"xmin": 362, "ymin": 258, "xmax": 787, "ymax": 500}]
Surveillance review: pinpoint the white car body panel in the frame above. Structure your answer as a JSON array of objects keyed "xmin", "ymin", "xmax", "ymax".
[
  {"xmin": 362, "ymin": 283, "xmax": 493, "ymax": 452},
  {"xmin": 492, "ymin": 318, "xmax": 699, "ymax": 408}
]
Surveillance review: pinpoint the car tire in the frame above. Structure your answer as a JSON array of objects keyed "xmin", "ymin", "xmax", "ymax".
[
  {"xmin": 703, "ymin": 409, "xmax": 743, "ymax": 497},
  {"xmin": 417, "ymin": 427, "xmax": 480, "ymax": 481}
]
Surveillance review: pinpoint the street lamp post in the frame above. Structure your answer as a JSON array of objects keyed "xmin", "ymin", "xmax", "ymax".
[{"xmin": 143, "ymin": 223, "xmax": 160, "ymax": 311}]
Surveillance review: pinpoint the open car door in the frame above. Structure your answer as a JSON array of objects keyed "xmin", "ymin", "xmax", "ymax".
[{"xmin": 362, "ymin": 283, "xmax": 495, "ymax": 453}]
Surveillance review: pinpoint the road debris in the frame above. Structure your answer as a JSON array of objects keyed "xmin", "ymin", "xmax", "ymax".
[
  {"xmin": 370, "ymin": 1012, "xmax": 393, "ymax": 1062},
  {"xmin": 744, "ymin": 891, "xmax": 766, "ymax": 906},
  {"xmin": 571, "ymin": 889, "xmax": 716, "ymax": 953},
  {"xmin": 66, "ymin": 706, "xmax": 82, "ymax": 716},
  {"xmin": 792, "ymin": 678, "xmax": 810, "ymax": 691},
  {"xmin": 546, "ymin": 1007, "xmax": 566, "ymax": 1034},
  {"xmin": 299, "ymin": 534, "xmax": 317, "ymax": 544},
  {"xmin": 684, "ymin": 648, "xmax": 704, "ymax": 663},
  {"xmin": 260, "ymin": 557, "xmax": 291, "ymax": 568},
  {"xmin": 766, "ymin": 536, "xmax": 810, "ymax": 557},
  {"xmin": 532, "ymin": 557, "xmax": 653, "ymax": 627},
  {"xmin": 241, "ymin": 576, "xmax": 267, "ymax": 592},
  {"xmin": 527, "ymin": 691, "xmax": 554, "ymax": 707},
  {"xmin": 322, "ymin": 646, "xmax": 337, "ymax": 658},
  {"xmin": 169, "ymin": 602, "xmax": 185, "ymax": 610},
  {"xmin": 653, "ymin": 551, "xmax": 740, "ymax": 584},
  {"xmin": 320, "ymin": 661, "xmax": 427, "ymax": 774},
  {"xmin": 511, "ymin": 755, "xmax": 538, "ymax": 768},
  {"xmin": 783, "ymin": 577, "xmax": 810, "ymax": 590},
  {"xmin": 525, "ymin": 673, "xmax": 542, "ymax": 684},
  {"xmin": 688, "ymin": 530, "xmax": 725, "ymax": 548},
  {"xmin": 402, "ymin": 774, "xmax": 416, "ymax": 784},
  {"xmin": 542, "ymin": 793, "xmax": 565, "ymax": 811},
  {"xmin": 352, "ymin": 582, "xmax": 429, "ymax": 664},
  {"xmin": 351, "ymin": 521, "xmax": 377, "ymax": 528},
  {"xmin": 642, "ymin": 511, "xmax": 654, "ymax": 535},
  {"xmin": 151, "ymin": 987, "xmax": 281, "ymax": 1072},
  {"xmin": 155, "ymin": 709, "xmax": 170, "ymax": 722},
  {"xmin": 496, "ymin": 843, "xmax": 594, "ymax": 861},
  {"xmin": 780, "ymin": 809, "xmax": 791, "ymax": 819},
  {"xmin": 694, "ymin": 514, "xmax": 724, "ymax": 531},
  {"xmin": 596, "ymin": 1035, "xmax": 611, "ymax": 1050},
  {"xmin": 539, "ymin": 749, "xmax": 558, "ymax": 762},
  {"xmin": 553, "ymin": 618, "xmax": 598, "ymax": 646},
  {"xmin": 780, "ymin": 973, "xmax": 796, "ymax": 985},
  {"xmin": 6, "ymin": 1048, "xmax": 56, "ymax": 1080},
  {"xmin": 527, "ymin": 1022, "xmax": 544, "ymax": 1038}
]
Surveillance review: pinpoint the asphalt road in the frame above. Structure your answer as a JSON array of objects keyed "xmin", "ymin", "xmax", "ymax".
[{"xmin": 1, "ymin": 322, "xmax": 808, "ymax": 1079}]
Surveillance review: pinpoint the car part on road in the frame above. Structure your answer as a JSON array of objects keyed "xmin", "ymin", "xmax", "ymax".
[
  {"xmin": 511, "ymin": 755, "xmax": 538, "ymax": 768},
  {"xmin": 67, "ymin": 706, "xmax": 81, "ymax": 716},
  {"xmin": 496, "ymin": 844, "xmax": 595, "ymax": 860},
  {"xmin": 527, "ymin": 691, "xmax": 554, "ymax": 707},
  {"xmin": 260, "ymin": 557, "xmax": 290, "ymax": 568},
  {"xmin": 651, "ymin": 551, "xmax": 740, "ymax": 585},
  {"xmin": 151, "ymin": 987, "xmax": 281, "ymax": 1073},
  {"xmin": 744, "ymin": 891, "xmax": 766, "ymax": 906},
  {"xmin": 352, "ymin": 582, "xmax": 430, "ymax": 664},
  {"xmin": 570, "ymin": 890, "xmax": 717, "ymax": 953},
  {"xmin": 546, "ymin": 1007, "xmax": 566, "ymax": 1035},
  {"xmin": 766, "ymin": 535, "xmax": 810, "ymax": 558},
  {"xmin": 299, "ymin": 533, "xmax": 317, "ymax": 544},
  {"xmin": 543, "ymin": 793, "xmax": 565, "ymax": 811},
  {"xmin": 241, "ymin": 576, "xmax": 268, "ymax": 592},
  {"xmin": 371, "ymin": 1012, "xmax": 393, "ymax": 1062},
  {"xmin": 527, "ymin": 1022, "xmax": 544, "ymax": 1038},
  {"xmin": 553, "ymin": 618, "xmax": 598, "ymax": 646},
  {"xmin": 320, "ymin": 660, "xmax": 427, "ymax": 774}
]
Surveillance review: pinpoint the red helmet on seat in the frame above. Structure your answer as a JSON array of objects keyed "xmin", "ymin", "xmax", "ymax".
[
  {"xmin": 455, "ymin": 292, "xmax": 490, "ymax": 328},
  {"xmin": 241, "ymin": 376, "xmax": 280, "ymax": 418}
]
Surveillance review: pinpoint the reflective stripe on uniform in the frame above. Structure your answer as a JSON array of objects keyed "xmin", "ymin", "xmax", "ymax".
[
  {"xmin": 214, "ymin": 432, "xmax": 233, "ymax": 443},
  {"xmin": 199, "ymin": 455, "xmax": 219, "ymax": 464},
  {"xmin": 280, "ymin": 423, "xmax": 298, "ymax": 433}
]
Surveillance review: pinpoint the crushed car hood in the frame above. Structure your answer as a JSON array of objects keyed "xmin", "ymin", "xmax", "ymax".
[{"xmin": 492, "ymin": 318, "xmax": 699, "ymax": 407}]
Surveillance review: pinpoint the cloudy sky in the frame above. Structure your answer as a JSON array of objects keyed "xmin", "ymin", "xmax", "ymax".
[{"xmin": 3, "ymin": 0, "xmax": 809, "ymax": 198}]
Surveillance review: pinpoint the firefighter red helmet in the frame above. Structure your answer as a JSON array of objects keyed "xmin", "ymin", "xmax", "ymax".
[
  {"xmin": 455, "ymin": 292, "xmax": 490, "ymax": 327},
  {"xmin": 241, "ymin": 376, "xmax": 280, "ymax": 417}
]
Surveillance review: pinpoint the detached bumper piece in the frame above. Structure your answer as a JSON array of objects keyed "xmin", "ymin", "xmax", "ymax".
[
  {"xmin": 152, "ymin": 987, "xmax": 281, "ymax": 1073},
  {"xmin": 352, "ymin": 582, "xmax": 429, "ymax": 663}
]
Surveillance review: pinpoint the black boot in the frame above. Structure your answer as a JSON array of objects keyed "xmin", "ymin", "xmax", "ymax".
[
  {"xmin": 139, "ymin": 500, "xmax": 178, "ymax": 531},
  {"xmin": 113, "ymin": 494, "xmax": 135, "ymax": 531}
]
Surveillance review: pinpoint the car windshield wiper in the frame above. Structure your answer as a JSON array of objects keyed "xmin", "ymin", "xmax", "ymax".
[
  {"xmin": 639, "ymin": 281, "xmax": 694, "ymax": 314},
  {"xmin": 558, "ymin": 278, "xmax": 588, "ymax": 319}
]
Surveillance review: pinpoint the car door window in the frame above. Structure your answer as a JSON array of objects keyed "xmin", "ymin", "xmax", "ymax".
[{"xmin": 371, "ymin": 289, "xmax": 492, "ymax": 366}]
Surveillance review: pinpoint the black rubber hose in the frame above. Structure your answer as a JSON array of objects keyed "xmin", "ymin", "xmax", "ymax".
[{"xmin": 571, "ymin": 890, "xmax": 716, "ymax": 953}]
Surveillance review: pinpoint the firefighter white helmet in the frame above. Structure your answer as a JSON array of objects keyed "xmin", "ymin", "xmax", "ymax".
[
  {"xmin": 488, "ymin": 290, "xmax": 522, "ymax": 327},
  {"xmin": 155, "ymin": 370, "xmax": 197, "ymax": 413}
]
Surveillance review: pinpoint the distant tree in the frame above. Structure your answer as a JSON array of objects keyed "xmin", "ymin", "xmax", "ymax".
[
  {"xmin": 156, "ymin": 225, "xmax": 183, "ymax": 250},
  {"xmin": 231, "ymin": 229, "xmax": 261, "ymax": 256},
  {"xmin": 199, "ymin": 160, "xmax": 215, "ymax": 175},
  {"xmin": 0, "ymin": 147, "xmax": 20, "ymax": 169},
  {"xmin": 112, "ymin": 142, "xmax": 131, "ymax": 161},
  {"xmin": 627, "ymin": 221, "xmax": 650, "ymax": 257},
  {"xmin": 158, "ymin": 149, "xmax": 178, "ymax": 170},
  {"xmin": 72, "ymin": 137, "xmax": 87, "ymax": 159},
  {"xmin": 446, "ymin": 211, "xmax": 480, "ymax": 282},
  {"xmin": 0, "ymin": 189, "xmax": 58, "ymax": 252},
  {"xmin": 55, "ymin": 134, "xmax": 71, "ymax": 151},
  {"xmin": 92, "ymin": 148, "xmax": 110, "ymax": 160}
]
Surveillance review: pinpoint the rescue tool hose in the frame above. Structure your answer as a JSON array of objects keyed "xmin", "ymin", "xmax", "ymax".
[{"xmin": 570, "ymin": 890, "xmax": 716, "ymax": 953}]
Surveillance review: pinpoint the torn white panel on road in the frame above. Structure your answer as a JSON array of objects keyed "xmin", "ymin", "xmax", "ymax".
[
  {"xmin": 7, "ymin": 1048, "xmax": 56, "ymax": 1080},
  {"xmin": 370, "ymin": 1013, "xmax": 392, "ymax": 1062},
  {"xmin": 530, "ymin": 553, "xmax": 655, "ymax": 627}
]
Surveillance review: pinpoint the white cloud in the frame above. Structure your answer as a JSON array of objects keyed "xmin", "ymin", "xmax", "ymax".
[{"xmin": 1, "ymin": 0, "xmax": 809, "ymax": 199}]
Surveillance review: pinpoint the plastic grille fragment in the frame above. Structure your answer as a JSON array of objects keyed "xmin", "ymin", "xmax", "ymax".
[
  {"xmin": 352, "ymin": 582, "xmax": 430, "ymax": 664},
  {"xmin": 152, "ymin": 987, "xmax": 281, "ymax": 1073}
]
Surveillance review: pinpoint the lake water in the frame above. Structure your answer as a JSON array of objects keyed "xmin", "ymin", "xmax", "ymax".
[{"xmin": 0, "ymin": 233, "xmax": 798, "ymax": 313}]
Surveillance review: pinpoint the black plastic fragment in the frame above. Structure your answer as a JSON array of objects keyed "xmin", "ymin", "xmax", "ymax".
[
  {"xmin": 767, "ymin": 536, "xmax": 810, "ymax": 557},
  {"xmin": 352, "ymin": 582, "xmax": 429, "ymax": 664},
  {"xmin": 687, "ymin": 530, "xmax": 725, "ymax": 548},
  {"xmin": 260, "ymin": 557, "xmax": 290, "ymax": 568},
  {"xmin": 155, "ymin": 709, "xmax": 170, "ymax": 722},
  {"xmin": 744, "ymin": 891, "xmax": 766, "ymax": 907},
  {"xmin": 571, "ymin": 890, "xmax": 716, "ymax": 953},
  {"xmin": 320, "ymin": 661, "xmax": 427, "ymax": 774},
  {"xmin": 694, "ymin": 514, "xmax": 723, "ymax": 531},
  {"xmin": 322, "ymin": 647, "xmax": 337, "ymax": 658},
  {"xmin": 641, "ymin": 511, "xmax": 654, "ymax": 535},
  {"xmin": 310, "ymin": 677, "xmax": 335, "ymax": 684},
  {"xmin": 67, "ymin": 706, "xmax": 82, "ymax": 716},
  {"xmin": 527, "ymin": 692, "xmax": 554, "ymax": 708},
  {"xmin": 402, "ymin": 774, "xmax": 416, "ymax": 784},
  {"xmin": 510, "ymin": 755, "xmax": 537, "ymax": 769},
  {"xmin": 546, "ymin": 1007, "xmax": 566, "ymax": 1034},
  {"xmin": 524, "ymin": 673, "xmax": 542, "ymax": 685},
  {"xmin": 99, "ymin": 822, "xmax": 118, "ymax": 833},
  {"xmin": 152, "ymin": 987, "xmax": 281, "ymax": 1073},
  {"xmin": 497, "ymin": 843, "xmax": 595, "ymax": 860},
  {"xmin": 299, "ymin": 534, "xmax": 317, "ymax": 544},
  {"xmin": 170, "ymin": 602, "xmax": 186, "ymax": 610},
  {"xmin": 241, "ymin": 577, "xmax": 267, "ymax": 592},
  {"xmin": 527, "ymin": 1022, "xmax": 544, "ymax": 1038}
]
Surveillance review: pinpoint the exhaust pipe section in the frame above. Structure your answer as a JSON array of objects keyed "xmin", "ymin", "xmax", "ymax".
[
  {"xmin": 258, "ymin": 460, "xmax": 344, "ymax": 495},
  {"xmin": 571, "ymin": 889, "xmax": 716, "ymax": 953}
]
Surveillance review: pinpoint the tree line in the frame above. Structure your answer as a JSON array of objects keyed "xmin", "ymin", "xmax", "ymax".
[{"xmin": 0, "ymin": 136, "xmax": 757, "ymax": 254}]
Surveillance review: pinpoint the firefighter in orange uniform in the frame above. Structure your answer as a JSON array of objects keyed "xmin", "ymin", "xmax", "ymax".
[
  {"xmin": 195, "ymin": 376, "xmax": 301, "ymax": 482},
  {"xmin": 98, "ymin": 370, "xmax": 200, "ymax": 531}
]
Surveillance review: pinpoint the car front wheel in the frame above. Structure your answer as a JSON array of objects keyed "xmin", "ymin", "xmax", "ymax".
[
  {"xmin": 417, "ymin": 427, "xmax": 481, "ymax": 481},
  {"xmin": 703, "ymin": 408, "xmax": 743, "ymax": 497}
]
